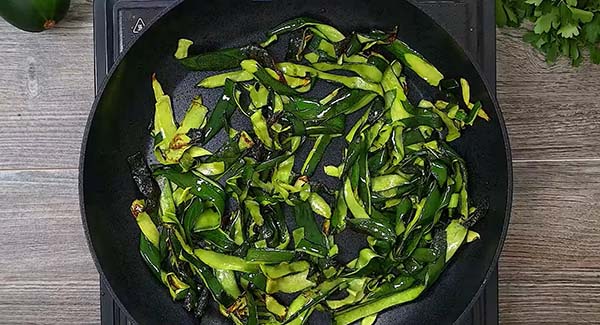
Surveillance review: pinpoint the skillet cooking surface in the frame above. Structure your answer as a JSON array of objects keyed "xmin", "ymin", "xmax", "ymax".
[{"xmin": 81, "ymin": 0, "xmax": 512, "ymax": 323}]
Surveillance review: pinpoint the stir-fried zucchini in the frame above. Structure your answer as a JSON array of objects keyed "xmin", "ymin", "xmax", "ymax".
[{"xmin": 127, "ymin": 17, "xmax": 487, "ymax": 324}]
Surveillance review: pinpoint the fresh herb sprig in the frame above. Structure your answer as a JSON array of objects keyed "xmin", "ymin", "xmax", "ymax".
[{"xmin": 497, "ymin": 0, "xmax": 600, "ymax": 65}]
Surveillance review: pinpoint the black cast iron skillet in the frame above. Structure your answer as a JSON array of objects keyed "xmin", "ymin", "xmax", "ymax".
[{"xmin": 80, "ymin": 0, "xmax": 512, "ymax": 323}]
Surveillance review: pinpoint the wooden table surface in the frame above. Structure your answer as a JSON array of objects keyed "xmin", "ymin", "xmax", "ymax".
[{"xmin": 1, "ymin": 1, "xmax": 600, "ymax": 324}]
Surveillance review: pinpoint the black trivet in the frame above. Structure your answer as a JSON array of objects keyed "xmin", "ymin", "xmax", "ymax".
[{"xmin": 93, "ymin": 1, "xmax": 498, "ymax": 323}]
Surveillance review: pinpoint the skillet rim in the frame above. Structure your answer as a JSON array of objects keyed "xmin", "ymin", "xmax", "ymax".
[{"xmin": 79, "ymin": 0, "xmax": 513, "ymax": 322}]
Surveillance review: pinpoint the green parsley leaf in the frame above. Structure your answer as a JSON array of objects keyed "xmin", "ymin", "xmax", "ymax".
[
  {"xmin": 523, "ymin": 31, "xmax": 542, "ymax": 44},
  {"xmin": 569, "ymin": 41, "xmax": 580, "ymax": 61},
  {"xmin": 545, "ymin": 42, "xmax": 559, "ymax": 63},
  {"xmin": 498, "ymin": 0, "xmax": 600, "ymax": 65},
  {"xmin": 590, "ymin": 44, "xmax": 600, "ymax": 64},
  {"xmin": 559, "ymin": 4, "xmax": 572, "ymax": 27},
  {"xmin": 560, "ymin": 38, "xmax": 570, "ymax": 56},
  {"xmin": 569, "ymin": 7, "xmax": 593, "ymax": 23},
  {"xmin": 583, "ymin": 15, "xmax": 600, "ymax": 43},
  {"xmin": 505, "ymin": 5, "xmax": 518, "ymax": 24},
  {"xmin": 496, "ymin": 0, "xmax": 508, "ymax": 27},
  {"xmin": 525, "ymin": 0, "xmax": 543, "ymax": 6},
  {"xmin": 534, "ymin": 12, "xmax": 559, "ymax": 34},
  {"xmin": 558, "ymin": 23, "xmax": 580, "ymax": 38}
]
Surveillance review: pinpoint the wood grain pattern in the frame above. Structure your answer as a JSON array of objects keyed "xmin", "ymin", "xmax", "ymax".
[
  {"xmin": 0, "ymin": 169, "xmax": 99, "ymax": 324},
  {"xmin": 498, "ymin": 28, "xmax": 600, "ymax": 161},
  {"xmin": 499, "ymin": 161, "xmax": 600, "ymax": 323},
  {"xmin": 0, "ymin": 0, "xmax": 93, "ymax": 171},
  {"xmin": 1, "ymin": 0, "xmax": 600, "ymax": 323}
]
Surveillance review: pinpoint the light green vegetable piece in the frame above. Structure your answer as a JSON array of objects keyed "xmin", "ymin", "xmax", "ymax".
[
  {"xmin": 250, "ymin": 110, "xmax": 274, "ymax": 149},
  {"xmin": 266, "ymin": 269, "xmax": 315, "ymax": 294},
  {"xmin": 309, "ymin": 192, "xmax": 332, "ymax": 219},
  {"xmin": 445, "ymin": 219, "xmax": 468, "ymax": 262}
]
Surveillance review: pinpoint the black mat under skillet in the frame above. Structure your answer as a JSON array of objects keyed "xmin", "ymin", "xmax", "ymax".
[{"xmin": 93, "ymin": 1, "xmax": 498, "ymax": 324}]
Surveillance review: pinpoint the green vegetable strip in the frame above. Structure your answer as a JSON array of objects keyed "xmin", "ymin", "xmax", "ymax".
[
  {"xmin": 311, "ymin": 62, "xmax": 383, "ymax": 82},
  {"xmin": 174, "ymin": 38, "xmax": 194, "ymax": 60},
  {"xmin": 139, "ymin": 234, "xmax": 162, "ymax": 279},
  {"xmin": 345, "ymin": 107, "xmax": 371, "ymax": 143},
  {"xmin": 433, "ymin": 107, "xmax": 461, "ymax": 142},
  {"xmin": 182, "ymin": 199, "xmax": 203, "ymax": 242},
  {"xmin": 312, "ymin": 37, "xmax": 337, "ymax": 58},
  {"xmin": 239, "ymin": 272, "xmax": 267, "ymax": 292},
  {"xmin": 271, "ymin": 161, "xmax": 294, "ymax": 188},
  {"xmin": 465, "ymin": 101, "xmax": 482, "ymax": 126},
  {"xmin": 333, "ymin": 285, "xmax": 425, "ymax": 325},
  {"xmin": 284, "ymin": 97, "xmax": 321, "ymax": 120},
  {"xmin": 284, "ymin": 295, "xmax": 312, "ymax": 325},
  {"xmin": 248, "ymin": 83, "xmax": 269, "ymax": 108},
  {"xmin": 385, "ymin": 40, "xmax": 444, "ymax": 86},
  {"xmin": 356, "ymin": 138, "xmax": 372, "ymax": 214},
  {"xmin": 331, "ymin": 190, "xmax": 348, "ymax": 231},
  {"xmin": 293, "ymin": 201, "xmax": 328, "ymax": 248},
  {"xmin": 151, "ymin": 75, "xmax": 177, "ymax": 160},
  {"xmin": 178, "ymin": 47, "xmax": 248, "ymax": 71},
  {"xmin": 192, "ymin": 208, "xmax": 220, "ymax": 231},
  {"xmin": 195, "ymin": 161, "xmax": 225, "ymax": 176},
  {"xmin": 266, "ymin": 269, "xmax": 315, "ymax": 294},
  {"xmin": 348, "ymin": 218, "xmax": 396, "ymax": 242},
  {"xmin": 157, "ymin": 176, "xmax": 178, "ymax": 225},
  {"xmin": 245, "ymin": 248, "xmax": 295, "ymax": 263},
  {"xmin": 278, "ymin": 62, "xmax": 383, "ymax": 95},
  {"xmin": 302, "ymin": 135, "xmax": 333, "ymax": 176},
  {"xmin": 283, "ymin": 279, "xmax": 347, "ymax": 323},
  {"xmin": 266, "ymin": 295, "xmax": 288, "ymax": 319},
  {"xmin": 319, "ymin": 90, "xmax": 376, "ymax": 120},
  {"xmin": 194, "ymin": 248, "xmax": 259, "ymax": 273},
  {"xmin": 308, "ymin": 192, "xmax": 332, "ymax": 219},
  {"xmin": 230, "ymin": 210, "xmax": 245, "ymax": 245},
  {"xmin": 267, "ymin": 17, "xmax": 345, "ymax": 42},
  {"xmin": 460, "ymin": 78, "xmax": 490, "ymax": 121},
  {"xmin": 381, "ymin": 61, "xmax": 411, "ymax": 121},
  {"xmin": 154, "ymin": 168, "xmax": 225, "ymax": 218},
  {"xmin": 245, "ymin": 290, "xmax": 259, "ymax": 325},
  {"xmin": 175, "ymin": 234, "xmax": 235, "ymax": 307},
  {"xmin": 197, "ymin": 70, "xmax": 253, "ymax": 88},
  {"xmin": 343, "ymin": 178, "xmax": 369, "ymax": 218},
  {"xmin": 302, "ymin": 114, "xmax": 346, "ymax": 135},
  {"xmin": 361, "ymin": 314, "xmax": 378, "ymax": 325},
  {"xmin": 295, "ymin": 238, "xmax": 328, "ymax": 257},
  {"xmin": 245, "ymin": 200, "xmax": 264, "ymax": 226},
  {"xmin": 284, "ymin": 90, "xmax": 375, "ymax": 122},
  {"xmin": 135, "ymin": 211, "xmax": 160, "ymax": 248},
  {"xmin": 241, "ymin": 59, "xmax": 300, "ymax": 96},
  {"xmin": 445, "ymin": 219, "xmax": 467, "ymax": 262},
  {"xmin": 203, "ymin": 79, "xmax": 238, "ymax": 143},
  {"xmin": 260, "ymin": 261, "xmax": 310, "ymax": 279},
  {"xmin": 178, "ymin": 96, "xmax": 207, "ymax": 134},
  {"xmin": 215, "ymin": 269, "xmax": 242, "ymax": 298},
  {"xmin": 271, "ymin": 203, "xmax": 291, "ymax": 249},
  {"xmin": 368, "ymin": 53, "xmax": 390, "ymax": 72},
  {"xmin": 161, "ymin": 272, "xmax": 190, "ymax": 300},
  {"xmin": 372, "ymin": 174, "xmax": 409, "ymax": 192},
  {"xmin": 320, "ymin": 87, "xmax": 343, "ymax": 105},
  {"xmin": 250, "ymin": 109, "xmax": 274, "ymax": 148},
  {"xmin": 199, "ymin": 229, "xmax": 237, "ymax": 252},
  {"xmin": 326, "ymin": 278, "xmax": 368, "ymax": 309},
  {"xmin": 467, "ymin": 230, "xmax": 480, "ymax": 243},
  {"xmin": 430, "ymin": 160, "xmax": 448, "ymax": 187}
]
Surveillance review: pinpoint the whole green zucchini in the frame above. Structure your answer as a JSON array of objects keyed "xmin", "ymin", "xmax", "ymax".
[{"xmin": 0, "ymin": 0, "xmax": 70, "ymax": 32}]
